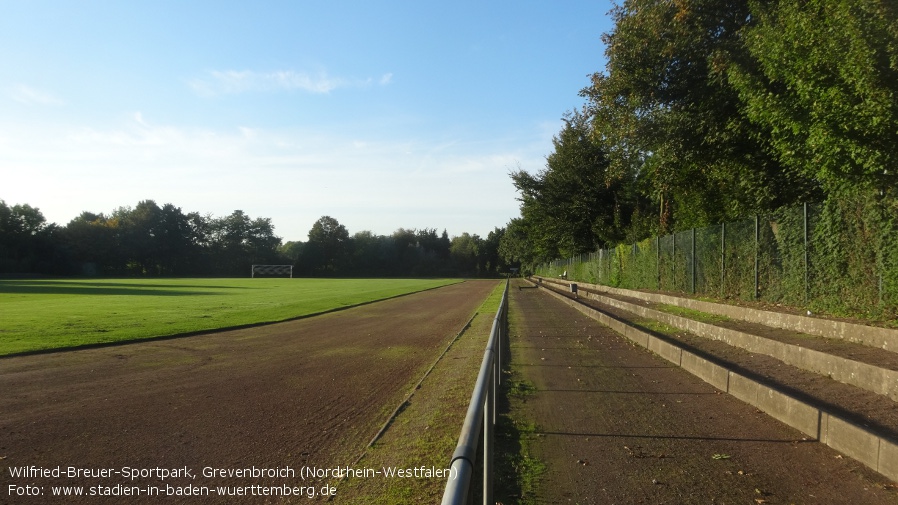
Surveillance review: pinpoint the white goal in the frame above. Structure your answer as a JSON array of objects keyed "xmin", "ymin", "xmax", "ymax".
[{"xmin": 251, "ymin": 264, "xmax": 293, "ymax": 278}]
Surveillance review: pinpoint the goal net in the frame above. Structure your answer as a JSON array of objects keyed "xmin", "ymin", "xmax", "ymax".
[{"xmin": 251, "ymin": 264, "xmax": 293, "ymax": 278}]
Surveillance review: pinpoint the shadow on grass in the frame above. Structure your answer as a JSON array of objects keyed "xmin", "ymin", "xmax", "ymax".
[{"xmin": 0, "ymin": 280, "xmax": 241, "ymax": 296}]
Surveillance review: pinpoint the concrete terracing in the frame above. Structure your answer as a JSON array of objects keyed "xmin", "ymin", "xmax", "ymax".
[
  {"xmin": 531, "ymin": 275, "xmax": 898, "ymax": 484},
  {"xmin": 538, "ymin": 276, "xmax": 898, "ymax": 351}
]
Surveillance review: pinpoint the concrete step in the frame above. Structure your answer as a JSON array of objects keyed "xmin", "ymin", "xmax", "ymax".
[
  {"xmin": 535, "ymin": 277, "xmax": 898, "ymax": 401},
  {"xmin": 535, "ymin": 276, "xmax": 898, "ymax": 352},
  {"xmin": 529, "ymin": 276, "xmax": 898, "ymax": 484}
]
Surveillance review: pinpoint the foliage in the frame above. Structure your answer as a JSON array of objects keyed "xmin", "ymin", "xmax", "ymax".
[
  {"xmin": 583, "ymin": 0, "xmax": 819, "ymax": 231},
  {"xmin": 504, "ymin": 109, "xmax": 647, "ymax": 269},
  {"xmin": 498, "ymin": 218, "xmax": 537, "ymax": 273},
  {"xmin": 61, "ymin": 212, "xmax": 120, "ymax": 274},
  {"xmin": 727, "ymin": 0, "xmax": 898, "ymax": 194},
  {"xmin": 807, "ymin": 191, "xmax": 898, "ymax": 316},
  {"xmin": 0, "ymin": 200, "xmax": 63, "ymax": 274},
  {"xmin": 1, "ymin": 197, "xmax": 505, "ymax": 278},
  {"xmin": 303, "ymin": 215, "xmax": 351, "ymax": 274},
  {"xmin": 300, "ymin": 222, "xmax": 503, "ymax": 278},
  {"xmin": 580, "ymin": 0, "xmax": 893, "ymax": 227},
  {"xmin": 513, "ymin": 1, "xmax": 897, "ymax": 320},
  {"xmin": 537, "ymin": 193, "xmax": 898, "ymax": 321},
  {"xmin": 57, "ymin": 203, "xmax": 282, "ymax": 277},
  {"xmin": 482, "ymin": 227, "xmax": 507, "ymax": 274},
  {"xmin": 449, "ymin": 232, "xmax": 481, "ymax": 275}
]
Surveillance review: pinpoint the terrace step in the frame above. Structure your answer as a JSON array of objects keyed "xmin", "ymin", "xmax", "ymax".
[
  {"xmin": 536, "ymin": 276, "xmax": 898, "ymax": 352},
  {"xmin": 536, "ymin": 276, "xmax": 898, "ymax": 402},
  {"xmin": 529, "ymin": 276, "xmax": 898, "ymax": 483}
]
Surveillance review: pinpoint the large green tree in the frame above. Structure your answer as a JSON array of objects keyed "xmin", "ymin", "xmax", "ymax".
[
  {"xmin": 206, "ymin": 209, "xmax": 282, "ymax": 275},
  {"xmin": 498, "ymin": 217, "xmax": 537, "ymax": 271},
  {"xmin": 727, "ymin": 0, "xmax": 898, "ymax": 194},
  {"xmin": 304, "ymin": 215, "xmax": 350, "ymax": 274},
  {"xmin": 0, "ymin": 200, "xmax": 60, "ymax": 273},
  {"xmin": 347, "ymin": 231, "xmax": 391, "ymax": 276},
  {"xmin": 156, "ymin": 204, "xmax": 204, "ymax": 275},
  {"xmin": 63, "ymin": 212, "xmax": 123, "ymax": 274},
  {"xmin": 115, "ymin": 200, "xmax": 164, "ymax": 275},
  {"xmin": 584, "ymin": 0, "xmax": 819, "ymax": 231},
  {"xmin": 449, "ymin": 232, "xmax": 482, "ymax": 276},
  {"xmin": 481, "ymin": 227, "xmax": 506, "ymax": 275},
  {"xmin": 509, "ymin": 109, "xmax": 639, "ymax": 263}
]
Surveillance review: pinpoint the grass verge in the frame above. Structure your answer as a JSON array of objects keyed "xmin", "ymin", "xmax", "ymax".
[
  {"xmin": 495, "ymin": 371, "xmax": 544, "ymax": 505},
  {"xmin": 0, "ymin": 278, "xmax": 459, "ymax": 356},
  {"xmin": 329, "ymin": 280, "xmax": 505, "ymax": 504},
  {"xmin": 656, "ymin": 303, "xmax": 731, "ymax": 323},
  {"xmin": 494, "ymin": 287, "xmax": 547, "ymax": 505}
]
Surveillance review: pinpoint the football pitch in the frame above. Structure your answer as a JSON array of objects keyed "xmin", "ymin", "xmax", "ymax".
[{"xmin": 0, "ymin": 278, "xmax": 460, "ymax": 356}]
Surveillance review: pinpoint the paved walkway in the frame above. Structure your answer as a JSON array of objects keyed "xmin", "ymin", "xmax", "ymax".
[{"xmin": 503, "ymin": 282, "xmax": 895, "ymax": 504}]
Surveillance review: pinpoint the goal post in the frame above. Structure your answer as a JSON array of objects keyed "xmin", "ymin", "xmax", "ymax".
[{"xmin": 251, "ymin": 264, "xmax": 294, "ymax": 278}]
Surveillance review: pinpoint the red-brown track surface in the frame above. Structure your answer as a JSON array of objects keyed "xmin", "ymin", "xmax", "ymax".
[{"xmin": 0, "ymin": 280, "xmax": 498, "ymax": 504}]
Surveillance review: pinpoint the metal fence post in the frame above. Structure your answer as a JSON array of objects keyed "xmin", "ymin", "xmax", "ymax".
[
  {"xmin": 754, "ymin": 215, "xmax": 760, "ymax": 300},
  {"xmin": 804, "ymin": 202, "xmax": 809, "ymax": 305},
  {"xmin": 691, "ymin": 228, "xmax": 696, "ymax": 295},
  {"xmin": 721, "ymin": 222, "xmax": 725, "ymax": 298},
  {"xmin": 672, "ymin": 233, "xmax": 676, "ymax": 291},
  {"xmin": 656, "ymin": 236, "xmax": 661, "ymax": 290}
]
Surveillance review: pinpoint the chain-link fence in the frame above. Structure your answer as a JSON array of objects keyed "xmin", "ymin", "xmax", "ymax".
[{"xmin": 537, "ymin": 196, "xmax": 898, "ymax": 320}]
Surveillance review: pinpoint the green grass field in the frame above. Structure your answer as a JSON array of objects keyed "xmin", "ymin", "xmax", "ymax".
[{"xmin": 0, "ymin": 278, "xmax": 460, "ymax": 356}]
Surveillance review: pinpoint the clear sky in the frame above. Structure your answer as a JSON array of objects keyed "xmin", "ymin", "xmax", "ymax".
[{"xmin": 1, "ymin": 1, "xmax": 614, "ymax": 242}]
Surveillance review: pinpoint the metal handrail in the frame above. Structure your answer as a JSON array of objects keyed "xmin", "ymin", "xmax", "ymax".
[{"xmin": 441, "ymin": 279, "xmax": 509, "ymax": 505}]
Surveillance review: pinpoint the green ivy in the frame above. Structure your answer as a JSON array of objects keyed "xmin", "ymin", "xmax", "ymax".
[{"xmin": 537, "ymin": 191, "xmax": 898, "ymax": 321}]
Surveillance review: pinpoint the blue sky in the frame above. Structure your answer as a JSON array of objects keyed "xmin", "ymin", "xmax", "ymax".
[{"xmin": 1, "ymin": 1, "xmax": 614, "ymax": 241}]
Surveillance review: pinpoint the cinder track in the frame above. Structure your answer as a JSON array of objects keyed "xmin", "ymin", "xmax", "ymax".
[{"xmin": 0, "ymin": 280, "xmax": 497, "ymax": 504}]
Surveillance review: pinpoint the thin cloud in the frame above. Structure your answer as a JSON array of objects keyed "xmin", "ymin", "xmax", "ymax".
[
  {"xmin": 8, "ymin": 84, "xmax": 64, "ymax": 105},
  {"xmin": 0, "ymin": 118, "xmax": 532, "ymax": 240},
  {"xmin": 188, "ymin": 69, "xmax": 387, "ymax": 96}
]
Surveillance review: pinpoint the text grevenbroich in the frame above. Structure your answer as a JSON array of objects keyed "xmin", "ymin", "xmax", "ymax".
[{"xmin": 202, "ymin": 467, "xmax": 294, "ymax": 478}]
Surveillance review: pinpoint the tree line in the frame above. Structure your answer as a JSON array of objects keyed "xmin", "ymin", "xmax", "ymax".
[
  {"xmin": 498, "ymin": 0, "xmax": 898, "ymax": 271},
  {"xmin": 283, "ymin": 216, "xmax": 507, "ymax": 277},
  {"xmin": 0, "ymin": 199, "xmax": 510, "ymax": 278}
]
